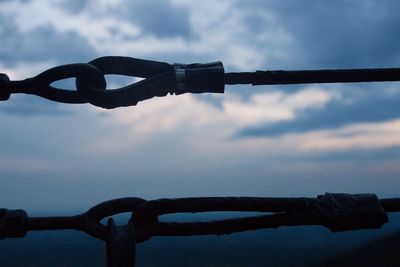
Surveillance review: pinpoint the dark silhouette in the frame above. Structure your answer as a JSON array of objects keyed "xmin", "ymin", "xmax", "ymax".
[
  {"xmin": 1, "ymin": 193, "xmax": 399, "ymax": 266},
  {"xmin": 1, "ymin": 56, "xmax": 400, "ymax": 108}
]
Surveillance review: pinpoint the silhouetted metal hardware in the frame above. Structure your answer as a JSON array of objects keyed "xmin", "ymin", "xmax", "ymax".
[
  {"xmin": 1, "ymin": 56, "xmax": 400, "ymax": 108},
  {"xmin": 2, "ymin": 56, "xmax": 399, "ymax": 266},
  {"xmin": 107, "ymin": 218, "xmax": 136, "ymax": 267},
  {"xmin": 1, "ymin": 193, "xmax": 399, "ymax": 266}
]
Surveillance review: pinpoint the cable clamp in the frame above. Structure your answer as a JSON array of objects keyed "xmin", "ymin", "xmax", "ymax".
[
  {"xmin": 173, "ymin": 62, "xmax": 225, "ymax": 95},
  {"xmin": 315, "ymin": 193, "xmax": 388, "ymax": 232},
  {"xmin": 0, "ymin": 74, "xmax": 11, "ymax": 101},
  {"xmin": 0, "ymin": 208, "xmax": 29, "ymax": 239}
]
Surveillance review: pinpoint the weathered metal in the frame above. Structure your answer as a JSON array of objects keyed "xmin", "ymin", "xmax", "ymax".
[
  {"xmin": 0, "ymin": 193, "xmax": 398, "ymax": 266},
  {"xmin": 1, "ymin": 56, "xmax": 399, "ymax": 109}
]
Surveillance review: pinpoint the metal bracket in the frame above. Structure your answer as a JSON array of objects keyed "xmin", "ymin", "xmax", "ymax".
[{"xmin": 106, "ymin": 218, "xmax": 136, "ymax": 267}]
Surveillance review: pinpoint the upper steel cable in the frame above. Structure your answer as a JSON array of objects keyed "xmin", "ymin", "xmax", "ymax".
[{"xmin": 1, "ymin": 56, "xmax": 400, "ymax": 108}]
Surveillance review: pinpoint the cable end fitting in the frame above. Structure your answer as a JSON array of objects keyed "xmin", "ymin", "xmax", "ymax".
[
  {"xmin": 0, "ymin": 208, "xmax": 29, "ymax": 239},
  {"xmin": 317, "ymin": 193, "xmax": 388, "ymax": 232},
  {"xmin": 0, "ymin": 73, "xmax": 11, "ymax": 101},
  {"xmin": 173, "ymin": 62, "xmax": 225, "ymax": 95}
]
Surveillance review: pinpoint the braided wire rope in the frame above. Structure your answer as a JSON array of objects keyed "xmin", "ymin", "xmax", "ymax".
[
  {"xmin": 2, "ymin": 194, "xmax": 399, "ymax": 242},
  {"xmin": 1, "ymin": 56, "xmax": 400, "ymax": 108}
]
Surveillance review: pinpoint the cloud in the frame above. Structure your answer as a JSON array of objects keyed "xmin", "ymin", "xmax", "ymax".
[
  {"xmin": 223, "ymin": 87, "xmax": 331, "ymax": 126},
  {"xmin": 0, "ymin": 12, "xmax": 95, "ymax": 65},
  {"xmin": 90, "ymin": 87, "xmax": 332, "ymax": 138},
  {"xmin": 0, "ymin": 1, "xmax": 141, "ymax": 55},
  {"xmin": 0, "ymin": 61, "xmax": 55, "ymax": 80},
  {"xmin": 240, "ymin": 86, "xmax": 400, "ymax": 137},
  {"xmin": 121, "ymin": 0, "xmax": 192, "ymax": 38},
  {"xmin": 75, "ymin": 86, "xmax": 398, "ymax": 157},
  {"xmin": 2, "ymin": 0, "xmax": 400, "ymax": 69},
  {"xmin": 1, "ymin": 0, "xmax": 400, "ymax": 210},
  {"xmin": 239, "ymin": 0, "xmax": 400, "ymax": 68},
  {"xmin": 290, "ymin": 119, "xmax": 400, "ymax": 152},
  {"xmin": 0, "ymin": 96, "xmax": 67, "ymax": 116},
  {"xmin": 0, "ymin": 0, "xmax": 293, "ymax": 70},
  {"xmin": 170, "ymin": 0, "xmax": 292, "ymax": 69}
]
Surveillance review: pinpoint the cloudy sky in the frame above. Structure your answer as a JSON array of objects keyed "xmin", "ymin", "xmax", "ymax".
[{"xmin": 0, "ymin": 0, "xmax": 400, "ymax": 214}]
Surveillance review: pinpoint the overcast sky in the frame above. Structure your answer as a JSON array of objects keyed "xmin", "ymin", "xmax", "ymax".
[{"xmin": 0, "ymin": 0, "xmax": 400, "ymax": 214}]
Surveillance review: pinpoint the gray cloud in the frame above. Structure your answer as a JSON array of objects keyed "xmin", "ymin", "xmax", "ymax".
[
  {"xmin": 0, "ymin": 0, "xmax": 399, "ymax": 214},
  {"xmin": 124, "ymin": 1, "xmax": 192, "ymax": 38},
  {"xmin": 0, "ymin": 95, "xmax": 70, "ymax": 116},
  {"xmin": 0, "ymin": 14, "xmax": 95, "ymax": 66},
  {"xmin": 238, "ymin": 0, "xmax": 400, "ymax": 68},
  {"xmin": 0, "ymin": 11, "xmax": 96, "ymax": 114},
  {"xmin": 239, "ymin": 86, "xmax": 400, "ymax": 137},
  {"xmin": 58, "ymin": 0, "xmax": 192, "ymax": 38},
  {"xmin": 227, "ymin": 1, "xmax": 400, "ymax": 138}
]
